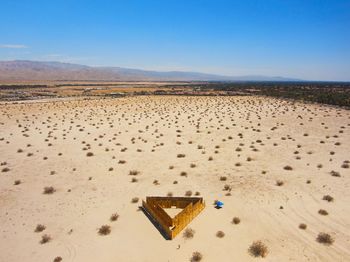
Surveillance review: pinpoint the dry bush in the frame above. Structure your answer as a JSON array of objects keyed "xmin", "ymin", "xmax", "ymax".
[
  {"xmin": 330, "ymin": 170, "xmax": 340, "ymax": 177},
  {"xmin": 208, "ymin": 156, "xmax": 213, "ymax": 161},
  {"xmin": 110, "ymin": 213, "xmax": 119, "ymax": 222},
  {"xmin": 276, "ymin": 180, "xmax": 284, "ymax": 186},
  {"xmin": 1, "ymin": 167, "xmax": 10, "ymax": 172},
  {"xmin": 341, "ymin": 163, "xmax": 349, "ymax": 169},
  {"xmin": 177, "ymin": 154, "xmax": 186, "ymax": 158},
  {"xmin": 169, "ymin": 165, "xmax": 174, "ymax": 170},
  {"xmin": 223, "ymin": 184, "xmax": 231, "ymax": 191},
  {"xmin": 220, "ymin": 176, "xmax": 227, "ymax": 181},
  {"xmin": 284, "ymin": 165, "xmax": 293, "ymax": 171},
  {"xmin": 129, "ymin": 170, "xmax": 139, "ymax": 176},
  {"xmin": 299, "ymin": 223, "xmax": 307, "ymax": 230},
  {"xmin": 190, "ymin": 251, "xmax": 203, "ymax": 262},
  {"xmin": 35, "ymin": 224, "xmax": 46, "ymax": 232},
  {"xmin": 86, "ymin": 152, "xmax": 94, "ymax": 157},
  {"xmin": 131, "ymin": 177, "xmax": 138, "ymax": 183},
  {"xmin": 167, "ymin": 192, "xmax": 173, "ymax": 197},
  {"xmin": 185, "ymin": 190, "xmax": 192, "ymax": 196},
  {"xmin": 322, "ymin": 195, "xmax": 334, "ymax": 202},
  {"xmin": 248, "ymin": 240, "xmax": 268, "ymax": 257},
  {"xmin": 195, "ymin": 191, "xmax": 200, "ymax": 196},
  {"xmin": 131, "ymin": 197, "xmax": 139, "ymax": 203},
  {"xmin": 316, "ymin": 232, "xmax": 334, "ymax": 245},
  {"xmin": 14, "ymin": 180, "xmax": 21, "ymax": 185},
  {"xmin": 190, "ymin": 163, "xmax": 196, "ymax": 168},
  {"xmin": 43, "ymin": 186, "xmax": 55, "ymax": 194},
  {"xmin": 183, "ymin": 228, "xmax": 195, "ymax": 239},
  {"xmin": 216, "ymin": 230, "xmax": 225, "ymax": 238},
  {"xmin": 232, "ymin": 217, "xmax": 241, "ymax": 224},
  {"xmin": 53, "ymin": 257, "xmax": 62, "ymax": 262},
  {"xmin": 318, "ymin": 209, "xmax": 328, "ymax": 215},
  {"xmin": 118, "ymin": 160, "xmax": 126, "ymax": 164},
  {"xmin": 180, "ymin": 171, "xmax": 188, "ymax": 177},
  {"xmin": 98, "ymin": 225, "xmax": 111, "ymax": 235},
  {"xmin": 40, "ymin": 234, "xmax": 51, "ymax": 244}
]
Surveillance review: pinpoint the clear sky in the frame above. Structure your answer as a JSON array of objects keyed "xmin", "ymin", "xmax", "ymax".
[{"xmin": 1, "ymin": 0, "xmax": 349, "ymax": 81}]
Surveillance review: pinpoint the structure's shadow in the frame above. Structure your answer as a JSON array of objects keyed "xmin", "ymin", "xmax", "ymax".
[{"xmin": 139, "ymin": 206, "xmax": 171, "ymax": 240}]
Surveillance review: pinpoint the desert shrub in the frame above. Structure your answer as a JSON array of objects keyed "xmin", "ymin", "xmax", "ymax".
[
  {"xmin": 190, "ymin": 251, "xmax": 203, "ymax": 262},
  {"xmin": 131, "ymin": 177, "xmax": 138, "ymax": 183},
  {"xmin": 190, "ymin": 163, "xmax": 196, "ymax": 168},
  {"xmin": 183, "ymin": 228, "xmax": 195, "ymax": 239},
  {"xmin": 284, "ymin": 165, "xmax": 293, "ymax": 171},
  {"xmin": 220, "ymin": 176, "xmax": 227, "ymax": 181},
  {"xmin": 43, "ymin": 186, "xmax": 55, "ymax": 194},
  {"xmin": 299, "ymin": 223, "xmax": 307, "ymax": 230},
  {"xmin": 318, "ymin": 209, "xmax": 328, "ymax": 215},
  {"xmin": 35, "ymin": 224, "xmax": 46, "ymax": 232},
  {"xmin": 185, "ymin": 190, "xmax": 192, "ymax": 196},
  {"xmin": 118, "ymin": 160, "xmax": 126, "ymax": 164},
  {"xmin": 316, "ymin": 232, "xmax": 334, "ymax": 245},
  {"xmin": 1, "ymin": 167, "xmax": 10, "ymax": 172},
  {"xmin": 98, "ymin": 225, "xmax": 111, "ymax": 235},
  {"xmin": 167, "ymin": 192, "xmax": 173, "ymax": 197},
  {"xmin": 40, "ymin": 234, "xmax": 51, "ymax": 244},
  {"xmin": 86, "ymin": 152, "xmax": 94, "ymax": 157},
  {"xmin": 232, "ymin": 217, "xmax": 241, "ymax": 224},
  {"xmin": 53, "ymin": 257, "xmax": 62, "ymax": 262},
  {"xmin": 216, "ymin": 230, "xmax": 225, "ymax": 238},
  {"xmin": 177, "ymin": 154, "xmax": 186, "ymax": 158},
  {"xmin": 180, "ymin": 171, "xmax": 188, "ymax": 177},
  {"xmin": 110, "ymin": 213, "xmax": 119, "ymax": 221},
  {"xmin": 195, "ymin": 191, "xmax": 200, "ymax": 196},
  {"xmin": 276, "ymin": 180, "xmax": 284, "ymax": 186},
  {"xmin": 129, "ymin": 170, "xmax": 139, "ymax": 176},
  {"xmin": 208, "ymin": 156, "xmax": 213, "ymax": 161},
  {"xmin": 223, "ymin": 184, "xmax": 231, "ymax": 191},
  {"xmin": 330, "ymin": 170, "xmax": 340, "ymax": 177},
  {"xmin": 131, "ymin": 197, "xmax": 139, "ymax": 203},
  {"xmin": 322, "ymin": 195, "xmax": 334, "ymax": 202},
  {"xmin": 248, "ymin": 240, "xmax": 268, "ymax": 257},
  {"xmin": 341, "ymin": 163, "xmax": 349, "ymax": 169},
  {"xmin": 14, "ymin": 180, "xmax": 21, "ymax": 185}
]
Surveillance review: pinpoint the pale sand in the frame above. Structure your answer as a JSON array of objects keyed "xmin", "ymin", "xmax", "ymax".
[{"xmin": 0, "ymin": 96, "xmax": 349, "ymax": 261}]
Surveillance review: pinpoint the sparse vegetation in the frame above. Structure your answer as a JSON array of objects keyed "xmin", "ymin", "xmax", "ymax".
[
  {"xmin": 248, "ymin": 240, "xmax": 268, "ymax": 258},
  {"xmin": 43, "ymin": 186, "xmax": 55, "ymax": 194},
  {"xmin": 98, "ymin": 225, "xmax": 111, "ymax": 235},
  {"xmin": 316, "ymin": 232, "xmax": 334, "ymax": 245}
]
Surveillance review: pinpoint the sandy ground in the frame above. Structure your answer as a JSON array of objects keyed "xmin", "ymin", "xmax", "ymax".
[{"xmin": 0, "ymin": 96, "xmax": 349, "ymax": 262}]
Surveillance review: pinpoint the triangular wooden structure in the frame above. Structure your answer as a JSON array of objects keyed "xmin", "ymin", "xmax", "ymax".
[{"xmin": 142, "ymin": 196, "xmax": 205, "ymax": 239}]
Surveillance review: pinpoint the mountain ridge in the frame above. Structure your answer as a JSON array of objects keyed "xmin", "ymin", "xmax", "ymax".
[{"xmin": 0, "ymin": 60, "xmax": 303, "ymax": 82}]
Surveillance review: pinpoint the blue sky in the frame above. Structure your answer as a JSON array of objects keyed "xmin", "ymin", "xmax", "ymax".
[{"xmin": 1, "ymin": 0, "xmax": 349, "ymax": 81}]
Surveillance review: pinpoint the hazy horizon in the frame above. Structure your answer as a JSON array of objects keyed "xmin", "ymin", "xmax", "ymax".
[{"xmin": 1, "ymin": 0, "xmax": 350, "ymax": 81}]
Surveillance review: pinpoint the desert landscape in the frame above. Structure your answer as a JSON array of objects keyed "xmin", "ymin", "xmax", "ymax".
[{"xmin": 1, "ymin": 95, "xmax": 349, "ymax": 261}]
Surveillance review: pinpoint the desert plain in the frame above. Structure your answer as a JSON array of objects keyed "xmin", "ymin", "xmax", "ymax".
[{"xmin": 0, "ymin": 95, "xmax": 349, "ymax": 261}]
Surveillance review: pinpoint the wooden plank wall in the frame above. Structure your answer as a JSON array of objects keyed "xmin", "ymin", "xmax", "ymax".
[{"xmin": 143, "ymin": 197, "xmax": 205, "ymax": 239}]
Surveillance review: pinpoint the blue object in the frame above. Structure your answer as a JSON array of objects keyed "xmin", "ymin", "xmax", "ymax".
[{"xmin": 216, "ymin": 201, "xmax": 224, "ymax": 208}]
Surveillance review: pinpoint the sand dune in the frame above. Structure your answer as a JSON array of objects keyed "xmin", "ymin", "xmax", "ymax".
[{"xmin": 0, "ymin": 96, "xmax": 349, "ymax": 261}]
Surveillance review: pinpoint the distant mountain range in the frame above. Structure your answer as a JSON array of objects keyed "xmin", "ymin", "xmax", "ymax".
[{"xmin": 0, "ymin": 60, "xmax": 302, "ymax": 82}]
